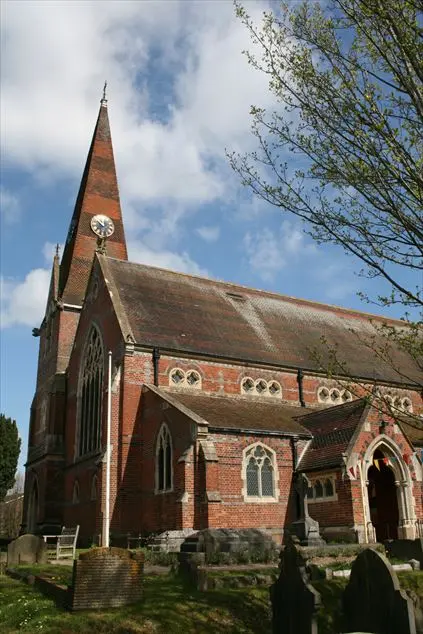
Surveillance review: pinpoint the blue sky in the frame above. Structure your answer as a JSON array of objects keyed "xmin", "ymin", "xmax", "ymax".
[{"xmin": 0, "ymin": 0, "xmax": 410, "ymax": 470}]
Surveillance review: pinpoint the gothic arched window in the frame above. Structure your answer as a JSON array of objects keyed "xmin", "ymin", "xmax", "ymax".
[
  {"xmin": 156, "ymin": 425, "xmax": 173, "ymax": 493},
  {"xmin": 244, "ymin": 444, "xmax": 276, "ymax": 499},
  {"xmin": 78, "ymin": 326, "xmax": 104, "ymax": 457}
]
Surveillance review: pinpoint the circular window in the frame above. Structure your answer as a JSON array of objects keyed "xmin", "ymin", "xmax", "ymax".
[
  {"xmin": 268, "ymin": 381, "xmax": 281, "ymax": 396},
  {"xmin": 318, "ymin": 387, "xmax": 330, "ymax": 402},
  {"xmin": 186, "ymin": 370, "xmax": 201, "ymax": 387},
  {"xmin": 331, "ymin": 389, "xmax": 341, "ymax": 402},
  {"xmin": 402, "ymin": 398, "xmax": 412, "ymax": 413},
  {"xmin": 170, "ymin": 368, "xmax": 185, "ymax": 385},
  {"xmin": 242, "ymin": 377, "xmax": 255, "ymax": 393},
  {"xmin": 255, "ymin": 379, "xmax": 268, "ymax": 394}
]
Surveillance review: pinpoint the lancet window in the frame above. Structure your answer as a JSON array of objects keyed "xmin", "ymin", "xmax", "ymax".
[
  {"xmin": 156, "ymin": 424, "xmax": 173, "ymax": 493},
  {"xmin": 78, "ymin": 327, "xmax": 104, "ymax": 456}
]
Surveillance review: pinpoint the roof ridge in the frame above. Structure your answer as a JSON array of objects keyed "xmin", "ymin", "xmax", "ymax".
[{"xmin": 104, "ymin": 256, "xmax": 408, "ymax": 325}]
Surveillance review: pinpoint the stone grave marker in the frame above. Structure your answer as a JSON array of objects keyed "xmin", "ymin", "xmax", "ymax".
[
  {"xmin": 270, "ymin": 539, "xmax": 321, "ymax": 634},
  {"xmin": 342, "ymin": 548, "xmax": 416, "ymax": 634},
  {"xmin": 69, "ymin": 546, "xmax": 145, "ymax": 610},
  {"xmin": 7, "ymin": 534, "xmax": 47, "ymax": 566}
]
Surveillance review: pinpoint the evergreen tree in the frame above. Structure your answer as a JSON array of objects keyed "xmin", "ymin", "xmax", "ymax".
[{"xmin": 0, "ymin": 414, "xmax": 21, "ymax": 501}]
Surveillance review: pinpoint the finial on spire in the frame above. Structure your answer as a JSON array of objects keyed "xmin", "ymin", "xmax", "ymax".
[
  {"xmin": 55, "ymin": 243, "xmax": 60, "ymax": 258},
  {"xmin": 101, "ymin": 80, "xmax": 108, "ymax": 106}
]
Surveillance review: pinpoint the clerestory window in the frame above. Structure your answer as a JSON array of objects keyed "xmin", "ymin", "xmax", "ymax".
[
  {"xmin": 156, "ymin": 424, "xmax": 173, "ymax": 493},
  {"xmin": 243, "ymin": 443, "xmax": 278, "ymax": 501},
  {"xmin": 78, "ymin": 326, "xmax": 104, "ymax": 457}
]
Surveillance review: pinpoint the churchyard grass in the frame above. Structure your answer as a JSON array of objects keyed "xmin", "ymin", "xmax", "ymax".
[
  {"xmin": 1, "ymin": 563, "xmax": 421, "ymax": 634},
  {"xmin": 0, "ymin": 568, "xmax": 272, "ymax": 634}
]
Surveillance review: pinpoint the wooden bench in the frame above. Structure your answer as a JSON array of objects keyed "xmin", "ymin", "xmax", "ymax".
[{"xmin": 43, "ymin": 525, "xmax": 80, "ymax": 560}]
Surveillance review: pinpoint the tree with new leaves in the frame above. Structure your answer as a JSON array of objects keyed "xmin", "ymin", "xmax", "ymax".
[
  {"xmin": 0, "ymin": 414, "xmax": 21, "ymax": 502},
  {"xmin": 230, "ymin": 0, "xmax": 423, "ymax": 426}
]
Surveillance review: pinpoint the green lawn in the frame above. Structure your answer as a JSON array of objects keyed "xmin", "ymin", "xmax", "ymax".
[
  {"xmin": 0, "ymin": 570, "xmax": 271, "ymax": 634},
  {"xmin": 1, "ymin": 564, "xmax": 421, "ymax": 634}
]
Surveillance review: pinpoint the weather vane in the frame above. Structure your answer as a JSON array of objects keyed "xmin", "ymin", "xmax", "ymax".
[{"xmin": 101, "ymin": 80, "xmax": 108, "ymax": 105}]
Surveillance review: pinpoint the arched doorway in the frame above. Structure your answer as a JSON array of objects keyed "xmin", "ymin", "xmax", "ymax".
[
  {"xmin": 27, "ymin": 480, "xmax": 39, "ymax": 534},
  {"xmin": 367, "ymin": 449, "xmax": 399, "ymax": 541}
]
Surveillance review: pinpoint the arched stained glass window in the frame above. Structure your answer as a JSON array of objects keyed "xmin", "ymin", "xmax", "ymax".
[
  {"xmin": 78, "ymin": 327, "xmax": 104, "ymax": 456},
  {"xmin": 245, "ymin": 444, "xmax": 276, "ymax": 498},
  {"xmin": 156, "ymin": 425, "xmax": 173, "ymax": 493}
]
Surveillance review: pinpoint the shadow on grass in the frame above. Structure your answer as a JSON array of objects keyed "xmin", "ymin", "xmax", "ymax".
[{"xmin": 0, "ymin": 573, "xmax": 271, "ymax": 634}]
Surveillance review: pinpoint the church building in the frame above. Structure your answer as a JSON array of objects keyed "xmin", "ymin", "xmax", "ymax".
[{"xmin": 23, "ymin": 95, "xmax": 423, "ymax": 548}]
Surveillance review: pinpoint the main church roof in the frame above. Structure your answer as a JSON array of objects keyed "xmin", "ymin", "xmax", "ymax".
[{"xmin": 100, "ymin": 255, "xmax": 421, "ymax": 386}]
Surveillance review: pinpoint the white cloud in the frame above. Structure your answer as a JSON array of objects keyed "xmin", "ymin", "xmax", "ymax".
[
  {"xmin": 0, "ymin": 186, "xmax": 21, "ymax": 224},
  {"xmin": 244, "ymin": 221, "xmax": 316, "ymax": 281},
  {"xmin": 1, "ymin": 0, "xmax": 272, "ymax": 218},
  {"xmin": 1, "ymin": 269, "xmax": 50, "ymax": 329},
  {"xmin": 128, "ymin": 240, "xmax": 208, "ymax": 277},
  {"xmin": 196, "ymin": 226, "xmax": 220, "ymax": 243}
]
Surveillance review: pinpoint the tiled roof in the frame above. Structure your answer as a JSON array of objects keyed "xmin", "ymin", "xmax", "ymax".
[
  {"xmin": 296, "ymin": 400, "xmax": 368, "ymax": 471},
  {"xmin": 59, "ymin": 104, "xmax": 127, "ymax": 305},
  {"xmin": 105, "ymin": 258, "xmax": 421, "ymax": 384},
  {"xmin": 157, "ymin": 388, "xmax": 312, "ymax": 437},
  {"xmin": 398, "ymin": 416, "xmax": 423, "ymax": 447}
]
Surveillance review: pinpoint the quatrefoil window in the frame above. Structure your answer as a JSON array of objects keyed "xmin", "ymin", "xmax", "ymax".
[
  {"xmin": 241, "ymin": 377, "xmax": 282, "ymax": 398},
  {"xmin": 169, "ymin": 368, "xmax": 202, "ymax": 389},
  {"xmin": 317, "ymin": 386, "xmax": 353, "ymax": 405}
]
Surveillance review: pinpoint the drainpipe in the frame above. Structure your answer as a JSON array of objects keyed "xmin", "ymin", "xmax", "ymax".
[
  {"xmin": 152, "ymin": 347, "xmax": 161, "ymax": 386},
  {"xmin": 291, "ymin": 437, "xmax": 298, "ymax": 470},
  {"xmin": 297, "ymin": 368, "xmax": 306, "ymax": 407}
]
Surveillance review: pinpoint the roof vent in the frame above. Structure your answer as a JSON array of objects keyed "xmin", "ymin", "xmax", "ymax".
[{"xmin": 226, "ymin": 291, "xmax": 246, "ymax": 301}]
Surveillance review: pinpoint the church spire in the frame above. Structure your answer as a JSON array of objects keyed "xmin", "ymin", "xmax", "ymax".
[{"xmin": 58, "ymin": 91, "xmax": 128, "ymax": 305}]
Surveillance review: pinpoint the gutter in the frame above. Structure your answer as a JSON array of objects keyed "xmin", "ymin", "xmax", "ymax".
[{"xmin": 208, "ymin": 426, "xmax": 311, "ymax": 440}]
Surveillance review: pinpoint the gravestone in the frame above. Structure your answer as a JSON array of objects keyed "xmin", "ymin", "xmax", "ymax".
[
  {"xmin": 180, "ymin": 528, "xmax": 278, "ymax": 560},
  {"xmin": 69, "ymin": 547, "xmax": 145, "ymax": 610},
  {"xmin": 270, "ymin": 539, "xmax": 321, "ymax": 634},
  {"xmin": 7, "ymin": 534, "xmax": 47, "ymax": 566},
  {"xmin": 290, "ymin": 473, "xmax": 325, "ymax": 546},
  {"xmin": 343, "ymin": 548, "xmax": 416, "ymax": 634}
]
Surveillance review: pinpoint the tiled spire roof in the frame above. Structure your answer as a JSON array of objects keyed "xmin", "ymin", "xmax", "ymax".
[{"xmin": 58, "ymin": 95, "xmax": 127, "ymax": 305}]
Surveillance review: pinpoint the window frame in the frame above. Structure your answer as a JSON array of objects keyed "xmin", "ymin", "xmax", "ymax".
[
  {"xmin": 307, "ymin": 475, "xmax": 337, "ymax": 503},
  {"xmin": 155, "ymin": 424, "xmax": 173, "ymax": 495},
  {"xmin": 76, "ymin": 325, "xmax": 104, "ymax": 459},
  {"xmin": 241, "ymin": 442, "xmax": 279, "ymax": 503}
]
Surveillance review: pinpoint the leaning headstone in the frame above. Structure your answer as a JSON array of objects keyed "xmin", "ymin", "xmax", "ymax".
[
  {"xmin": 343, "ymin": 548, "xmax": 416, "ymax": 634},
  {"xmin": 7, "ymin": 534, "xmax": 47, "ymax": 566},
  {"xmin": 270, "ymin": 539, "xmax": 321, "ymax": 634},
  {"xmin": 69, "ymin": 547, "xmax": 145, "ymax": 610}
]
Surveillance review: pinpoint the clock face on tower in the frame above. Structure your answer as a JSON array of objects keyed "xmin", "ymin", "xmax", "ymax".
[{"xmin": 90, "ymin": 214, "xmax": 115, "ymax": 239}]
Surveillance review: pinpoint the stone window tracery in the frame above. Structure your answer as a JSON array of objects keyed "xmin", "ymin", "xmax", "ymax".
[
  {"xmin": 169, "ymin": 368, "xmax": 202, "ymax": 389},
  {"xmin": 156, "ymin": 424, "xmax": 173, "ymax": 493},
  {"xmin": 242, "ymin": 443, "xmax": 278, "ymax": 501},
  {"xmin": 78, "ymin": 327, "xmax": 104, "ymax": 457},
  {"xmin": 317, "ymin": 386, "xmax": 352, "ymax": 405},
  {"xmin": 241, "ymin": 377, "xmax": 282, "ymax": 398},
  {"xmin": 379, "ymin": 390, "xmax": 414, "ymax": 414}
]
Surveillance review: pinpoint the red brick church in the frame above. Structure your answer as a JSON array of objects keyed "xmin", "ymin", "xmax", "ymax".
[{"xmin": 23, "ymin": 96, "xmax": 423, "ymax": 547}]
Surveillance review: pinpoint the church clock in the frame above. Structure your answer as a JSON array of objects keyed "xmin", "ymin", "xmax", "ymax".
[{"xmin": 90, "ymin": 214, "xmax": 115, "ymax": 239}]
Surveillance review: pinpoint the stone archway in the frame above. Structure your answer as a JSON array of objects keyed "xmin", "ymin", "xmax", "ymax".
[
  {"xmin": 363, "ymin": 435, "xmax": 416, "ymax": 541},
  {"xmin": 27, "ymin": 479, "xmax": 39, "ymax": 534},
  {"xmin": 367, "ymin": 449, "xmax": 399, "ymax": 541}
]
